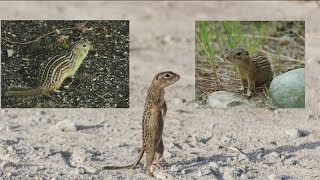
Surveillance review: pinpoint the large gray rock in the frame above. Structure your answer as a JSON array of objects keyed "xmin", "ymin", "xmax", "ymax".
[
  {"xmin": 207, "ymin": 91, "xmax": 256, "ymax": 108},
  {"xmin": 269, "ymin": 68, "xmax": 305, "ymax": 108}
]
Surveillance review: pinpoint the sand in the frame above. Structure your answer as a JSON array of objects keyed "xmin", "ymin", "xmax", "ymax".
[{"xmin": 0, "ymin": 1, "xmax": 319, "ymax": 179}]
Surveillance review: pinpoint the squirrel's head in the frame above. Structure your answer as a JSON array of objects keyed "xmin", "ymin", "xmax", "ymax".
[
  {"xmin": 152, "ymin": 71, "xmax": 180, "ymax": 88},
  {"xmin": 71, "ymin": 40, "xmax": 92, "ymax": 58},
  {"xmin": 224, "ymin": 47, "xmax": 250, "ymax": 64}
]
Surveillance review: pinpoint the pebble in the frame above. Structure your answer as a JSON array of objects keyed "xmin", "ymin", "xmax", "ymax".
[
  {"xmin": 238, "ymin": 153, "xmax": 250, "ymax": 162},
  {"xmin": 285, "ymin": 128, "xmax": 304, "ymax": 138},
  {"xmin": 192, "ymin": 134, "xmax": 202, "ymax": 143},
  {"xmin": 167, "ymin": 142, "xmax": 175, "ymax": 148},
  {"xmin": 284, "ymin": 159, "xmax": 298, "ymax": 165},
  {"xmin": 269, "ymin": 152, "xmax": 280, "ymax": 158},
  {"xmin": 163, "ymin": 150, "xmax": 173, "ymax": 159},
  {"xmin": 208, "ymin": 162, "xmax": 219, "ymax": 169},
  {"xmin": 254, "ymin": 148, "xmax": 265, "ymax": 159},
  {"xmin": 7, "ymin": 49, "xmax": 14, "ymax": 57},
  {"xmin": 153, "ymin": 171, "xmax": 169, "ymax": 180},
  {"xmin": 234, "ymin": 167, "xmax": 246, "ymax": 177},
  {"xmin": 71, "ymin": 148, "xmax": 88, "ymax": 164},
  {"xmin": 170, "ymin": 165, "xmax": 179, "ymax": 172},
  {"xmin": 268, "ymin": 173, "xmax": 284, "ymax": 180},
  {"xmin": 161, "ymin": 35, "xmax": 173, "ymax": 44},
  {"xmin": 224, "ymin": 167, "xmax": 235, "ymax": 179},
  {"xmin": 51, "ymin": 176, "xmax": 64, "ymax": 180},
  {"xmin": 226, "ymin": 157, "xmax": 232, "ymax": 164},
  {"xmin": 1, "ymin": 160, "xmax": 14, "ymax": 169},
  {"xmin": 75, "ymin": 167, "xmax": 86, "ymax": 175},
  {"xmin": 6, "ymin": 146, "xmax": 15, "ymax": 154},
  {"xmin": 197, "ymin": 169, "xmax": 202, "ymax": 177},
  {"xmin": 55, "ymin": 120, "xmax": 78, "ymax": 132},
  {"xmin": 280, "ymin": 154, "xmax": 291, "ymax": 160},
  {"xmin": 181, "ymin": 169, "xmax": 186, "ymax": 174},
  {"xmin": 6, "ymin": 126, "xmax": 12, "ymax": 132},
  {"xmin": 6, "ymin": 172, "xmax": 12, "ymax": 178},
  {"xmin": 0, "ymin": 125, "xmax": 6, "ymax": 131}
]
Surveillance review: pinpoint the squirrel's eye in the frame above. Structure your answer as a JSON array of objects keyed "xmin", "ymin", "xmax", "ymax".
[
  {"xmin": 235, "ymin": 51, "xmax": 241, "ymax": 56},
  {"xmin": 83, "ymin": 44, "xmax": 87, "ymax": 48},
  {"xmin": 164, "ymin": 73, "xmax": 171, "ymax": 78}
]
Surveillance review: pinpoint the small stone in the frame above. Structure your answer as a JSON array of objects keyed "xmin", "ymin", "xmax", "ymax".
[
  {"xmin": 75, "ymin": 167, "xmax": 86, "ymax": 175},
  {"xmin": 254, "ymin": 148, "xmax": 265, "ymax": 159},
  {"xmin": 240, "ymin": 174, "xmax": 249, "ymax": 179},
  {"xmin": 268, "ymin": 173, "xmax": 283, "ymax": 180},
  {"xmin": 6, "ymin": 172, "xmax": 12, "ymax": 178},
  {"xmin": 181, "ymin": 169, "xmax": 186, "ymax": 174},
  {"xmin": 55, "ymin": 120, "xmax": 78, "ymax": 132},
  {"xmin": 6, "ymin": 126, "xmax": 12, "ymax": 132},
  {"xmin": 51, "ymin": 176, "xmax": 64, "ymax": 180},
  {"xmin": 163, "ymin": 150, "xmax": 173, "ymax": 159},
  {"xmin": 284, "ymin": 159, "xmax": 298, "ymax": 165},
  {"xmin": 161, "ymin": 35, "xmax": 172, "ymax": 44},
  {"xmin": 6, "ymin": 146, "xmax": 15, "ymax": 154},
  {"xmin": 238, "ymin": 153, "xmax": 249, "ymax": 162},
  {"xmin": 269, "ymin": 152, "xmax": 280, "ymax": 158},
  {"xmin": 170, "ymin": 165, "xmax": 179, "ymax": 172},
  {"xmin": 7, "ymin": 49, "xmax": 14, "ymax": 57},
  {"xmin": 209, "ymin": 162, "xmax": 219, "ymax": 169},
  {"xmin": 197, "ymin": 169, "xmax": 202, "ymax": 177},
  {"xmin": 234, "ymin": 167, "xmax": 246, "ymax": 177},
  {"xmin": 153, "ymin": 171, "xmax": 169, "ymax": 180},
  {"xmin": 224, "ymin": 167, "xmax": 235, "ymax": 179},
  {"xmin": 192, "ymin": 134, "xmax": 202, "ymax": 142},
  {"xmin": 167, "ymin": 142, "xmax": 175, "ymax": 148},
  {"xmin": 0, "ymin": 125, "xmax": 6, "ymax": 131},
  {"xmin": 285, "ymin": 129, "xmax": 304, "ymax": 138},
  {"xmin": 280, "ymin": 154, "xmax": 291, "ymax": 160},
  {"xmin": 226, "ymin": 157, "xmax": 232, "ymax": 164},
  {"xmin": 1, "ymin": 160, "xmax": 14, "ymax": 169}
]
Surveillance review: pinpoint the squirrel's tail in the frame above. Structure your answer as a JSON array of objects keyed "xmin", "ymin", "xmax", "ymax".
[
  {"xmin": 102, "ymin": 148, "xmax": 145, "ymax": 170},
  {"xmin": 4, "ymin": 88, "xmax": 44, "ymax": 97}
]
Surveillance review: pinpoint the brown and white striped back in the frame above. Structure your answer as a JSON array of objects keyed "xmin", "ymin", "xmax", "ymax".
[
  {"xmin": 250, "ymin": 54, "xmax": 272, "ymax": 72},
  {"xmin": 39, "ymin": 51, "xmax": 75, "ymax": 89}
]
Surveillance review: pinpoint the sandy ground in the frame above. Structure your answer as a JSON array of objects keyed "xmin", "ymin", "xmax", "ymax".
[{"xmin": 0, "ymin": 1, "xmax": 320, "ymax": 180}]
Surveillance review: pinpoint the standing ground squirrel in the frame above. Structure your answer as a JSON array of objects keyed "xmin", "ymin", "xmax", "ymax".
[
  {"xmin": 103, "ymin": 71, "xmax": 180, "ymax": 175},
  {"xmin": 3, "ymin": 40, "xmax": 92, "ymax": 97},
  {"xmin": 225, "ymin": 47, "xmax": 273, "ymax": 97}
]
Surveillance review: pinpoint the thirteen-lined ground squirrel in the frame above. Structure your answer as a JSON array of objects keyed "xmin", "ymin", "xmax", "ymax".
[
  {"xmin": 103, "ymin": 71, "xmax": 180, "ymax": 175},
  {"xmin": 4, "ymin": 40, "xmax": 92, "ymax": 97},
  {"xmin": 225, "ymin": 47, "xmax": 273, "ymax": 97}
]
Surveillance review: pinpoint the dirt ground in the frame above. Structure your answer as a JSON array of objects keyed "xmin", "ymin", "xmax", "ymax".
[{"xmin": 0, "ymin": 1, "xmax": 320, "ymax": 180}]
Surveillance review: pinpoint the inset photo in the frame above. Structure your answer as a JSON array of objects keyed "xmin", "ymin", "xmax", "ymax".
[
  {"xmin": 195, "ymin": 21, "xmax": 305, "ymax": 108},
  {"xmin": 1, "ymin": 20, "xmax": 129, "ymax": 108}
]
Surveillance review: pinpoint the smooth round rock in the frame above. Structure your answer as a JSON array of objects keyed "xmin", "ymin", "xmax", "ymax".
[
  {"xmin": 269, "ymin": 68, "xmax": 305, "ymax": 108},
  {"xmin": 207, "ymin": 91, "xmax": 256, "ymax": 108}
]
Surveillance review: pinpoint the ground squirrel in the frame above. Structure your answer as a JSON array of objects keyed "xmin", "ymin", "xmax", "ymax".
[
  {"xmin": 103, "ymin": 71, "xmax": 180, "ymax": 175},
  {"xmin": 3, "ymin": 40, "xmax": 92, "ymax": 97},
  {"xmin": 225, "ymin": 47, "xmax": 273, "ymax": 97}
]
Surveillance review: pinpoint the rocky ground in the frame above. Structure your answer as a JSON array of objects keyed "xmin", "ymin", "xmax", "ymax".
[{"xmin": 0, "ymin": 1, "xmax": 320, "ymax": 180}]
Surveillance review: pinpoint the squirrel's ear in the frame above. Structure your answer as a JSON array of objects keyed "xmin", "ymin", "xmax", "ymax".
[{"xmin": 155, "ymin": 75, "xmax": 159, "ymax": 80}]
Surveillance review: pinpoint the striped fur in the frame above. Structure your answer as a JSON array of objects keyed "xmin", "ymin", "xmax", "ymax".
[
  {"xmin": 4, "ymin": 40, "xmax": 91, "ymax": 97},
  {"xmin": 102, "ymin": 72, "xmax": 180, "ymax": 175},
  {"xmin": 225, "ymin": 47, "xmax": 273, "ymax": 97},
  {"xmin": 250, "ymin": 54, "xmax": 272, "ymax": 72}
]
